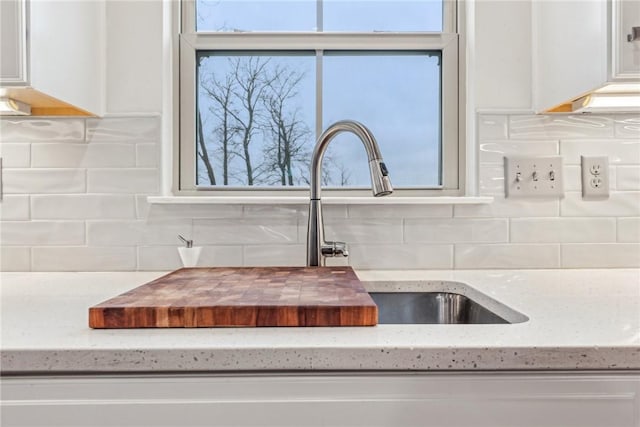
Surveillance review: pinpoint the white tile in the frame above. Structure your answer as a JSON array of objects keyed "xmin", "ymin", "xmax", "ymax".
[
  {"xmin": 614, "ymin": 115, "xmax": 640, "ymax": 139},
  {"xmin": 1, "ymin": 221, "xmax": 85, "ymax": 246},
  {"xmin": 561, "ymin": 140, "xmax": 640, "ymax": 165},
  {"xmin": 135, "ymin": 195, "xmax": 150, "ymax": 219},
  {"xmin": 455, "ymin": 244, "xmax": 560, "ymax": 269},
  {"xmin": 0, "ymin": 247, "xmax": 30, "ymax": 271},
  {"xmin": 87, "ymin": 219, "xmax": 192, "ymax": 246},
  {"xmin": 564, "ymin": 166, "xmax": 582, "ymax": 191},
  {"xmin": 404, "ymin": 218, "xmax": 508, "ymax": 243},
  {"xmin": 509, "ymin": 115, "xmax": 614, "ymax": 139},
  {"xmin": 243, "ymin": 245, "xmax": 306, "ymax": 267},
  {"xmin": 0, "ymin": 118, "xmax": 85, "ymax": 142},
  {"xmin": 146, "ymin": 203, "xmax": 243, "ymax": 220},
  {"xmin": 618, "ymin": 218, "xmax": 640, "ymax": 243},
  {"xmin": 561, "ymin": 192, "xmax": 640, "ymax": 217},
  {"xmin": 348, "ymin": 244, "xmax": 453, "ymax": 269},
  {"xmin": 138, "ymin": 245, "xmax": 242, "ymax": 270},
  {"xmin": 479, "ymin": 166, "xmax": 505, "ymax": 196},
  {"xmin": 347, "ymin": 204, "xmax": 453, "ymax": 218},
  {"xmin": 87, "ymin": 169, "xmax": 159, "ymax": 194},
  {"xmin": 510, "ymin": 218, "xmax": 616, "ymax": 243},
  {"xmin": 479, "ymin": 140, "xmax": 558, "ymax": 164},
  {"xmin": 2, "ymin": 169, "xmax": 86, "ymax": 194},
  {"xmin": 136, "ymin": 143, "xmax": 158, "ymax": 167},
  {"xmin": 454, "ymin": 195, "xmax": 559, "ymax": 218},
  {"xmin": 198, "ymin": 245, "xmax": 244, "ymax": 267},
  {"xmin": 86, "ymin": 117, "xmax": 160, "ymax": 142},
  {"xmin": 477, "ymin": 115, "xmax": 508, "ymax": 140},
  {"xmin": 32, "ymin": 246, "xmax": 137, "ymax": 271},
  {"xmin": 194, "ymin": 218, "xmax": 298, "ymax": 245},
  {"xmin": 324, "ymin": 218, "xmax": 403, "ymax": 244},
  {"xmin": 31, "ymin": 143, "xmax": 135, "ymax": 168},
  {"xmin": 243, "ymin": 205, "xmax": 309, "ymax": 219},
  {"xmin": 0, "ymin": 195, "xmax": 30, "ymax": 220},
  {"xmin": 616, "ymin": 166, "xmax": 640, "ymax": 191},
  {"xmin": 561, "ymin": 244, "xmax": 640, "ymax": 268},
  {"xmin": 137, "ymin": 246, "xmax": 183, "ymax": 271},
  {"xmin": 0, "ymin": 143, "xmax": 30, "ymax": 167},
  {"xmin": 31, "ymin": 195, "xmax": 136, "ymax": 219}
]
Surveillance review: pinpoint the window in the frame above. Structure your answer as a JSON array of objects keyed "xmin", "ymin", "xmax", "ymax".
[{"xmin": 178, "ymin": 0, "xmax": 462, "ymax": 195}]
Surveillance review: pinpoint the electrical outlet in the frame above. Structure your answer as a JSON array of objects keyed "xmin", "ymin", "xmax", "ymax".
[
  {"xmin": 504, "ymin": 156, "xmax": 564, "ymax": 198},
  {"xmin": 581, "ymin": 156, "xmax": 609, "ymax": 199}
]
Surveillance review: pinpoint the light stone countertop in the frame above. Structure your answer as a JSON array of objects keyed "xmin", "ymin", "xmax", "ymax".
[{"xmin": 1, "ymin": 269, "xmax": 639, "ymax": 374}]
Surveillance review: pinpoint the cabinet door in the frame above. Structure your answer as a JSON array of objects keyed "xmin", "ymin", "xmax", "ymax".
[
  {"xmin": 613, "ymin": 0, "xmax": 640, "ymax": 78},
  {"xmin": 0, "ymin": 0, "xmax": 28, "ymax": 85},
  {"xmin": 2, "ymin": 373, "xmax": 639, "ymax": 427}
]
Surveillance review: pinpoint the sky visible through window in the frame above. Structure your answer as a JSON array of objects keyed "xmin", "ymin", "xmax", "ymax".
[{"xmin": 195, "ymin": 1, "xmax": 443, "ymax": 188}]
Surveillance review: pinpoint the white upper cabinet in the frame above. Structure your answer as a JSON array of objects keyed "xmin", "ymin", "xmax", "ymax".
[
  {"xmin": 0, "ymin": 0, "xmax": 105, "ymax": 116},
  {"xmin": 533, "ymin": 0, "xmax": 640, "ymax": 113}
]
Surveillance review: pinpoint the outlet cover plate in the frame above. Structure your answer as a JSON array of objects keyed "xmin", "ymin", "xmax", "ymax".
[
  {"xmin": 581, "ymin": 156, "xmax": 610, "ymax": 200},
  {"xmin": 504, "ymin": 156, "xmax": 564, "ymax": 198}
]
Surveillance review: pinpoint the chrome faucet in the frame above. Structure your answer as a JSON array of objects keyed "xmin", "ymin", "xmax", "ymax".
[{"xmin": 306, "ymin": 120, "xmax": 393, "ymax": 267}]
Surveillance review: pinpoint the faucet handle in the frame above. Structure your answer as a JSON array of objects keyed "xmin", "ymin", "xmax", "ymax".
[{"xmin": 322, "ymin": 241, "xmax": 349, "ymax": 258}]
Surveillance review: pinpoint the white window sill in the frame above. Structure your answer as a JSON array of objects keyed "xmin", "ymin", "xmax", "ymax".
[{"xmin": 147, "ymin": 196, "xmax": 494, "ymax": 205}]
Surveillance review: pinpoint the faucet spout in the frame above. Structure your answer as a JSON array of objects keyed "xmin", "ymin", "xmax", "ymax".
[{"xmin": 306, "ymin": 120, "xmax": 393, "ymax": 267}]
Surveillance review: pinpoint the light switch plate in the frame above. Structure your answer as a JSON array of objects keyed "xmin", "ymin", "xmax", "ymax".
[{"xmin": 504, "ymin": 156, "xmax": 564, "ymax": 198}]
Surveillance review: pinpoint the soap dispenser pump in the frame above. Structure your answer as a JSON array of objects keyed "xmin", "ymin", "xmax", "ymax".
[{"xmin": 177, "ymin": 235, "xmax": 202, "ymax": 268}]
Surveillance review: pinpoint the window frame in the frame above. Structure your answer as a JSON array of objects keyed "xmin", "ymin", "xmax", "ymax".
[{"xmin": 176, "ymin": 0, "xmax": 465, "ymax": 197}]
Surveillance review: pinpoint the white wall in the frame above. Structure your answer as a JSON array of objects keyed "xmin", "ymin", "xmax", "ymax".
[{"xmin": 0, "ymin": 0, "xmax": 639, "ymax": 271}]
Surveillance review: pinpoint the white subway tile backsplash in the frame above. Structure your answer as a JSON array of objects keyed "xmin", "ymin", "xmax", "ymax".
[
  {"xmin": 324, "ymin": 218, "xmax": 403, "ymax": 244},
  {"xmin": 348, "ymin": 244, "xmax": 453, "ymax": 270},
  {"xmin": 509, "ymin": 115, "xmax": 614, "ymax": 139},
  {"xmin": 0, "ymin": 195, "xmax": 30, "ymax": 220},
  {"xmin": 198, "ymin": 245, "xmax": 244, "ymax": 267},
  {"xmin": 0, "ymin": 119, "xmax": 85, "ymax": 142},
  {"xmin": 32, "ymin": 246, "xmax": 137, "ymax": 271},
  {"xmin": 561, "ymin": 244, "xmax": 640, "ymax": 268},
  {"xmin": 244, "ymin": 244, "xmax": 306, "ymax": 267},
  {"xmin": 479, "ymin": 140, "xmax": 559, "ymax": 164},
  {"xmin": 404, "ymin": 218, "xmax": 508, "ymax": 243},
  {"xmin": 510, "ymin": 218, "xmax": 616, "ymax": 243},
  {"xmin": 0, "ymin": 247, "xmax": 30, "ymax": 271},
  {"xmin": 478, "ymin": 115, "xmax": 509, "ymax": 140},
  {"xmin": 194, "ymin": 218, "xmax": 298, "ymax": 245},
  {"xmin": 0, "ymin": 143, "xmax": 30, "ymax": 167},
  {"xmin": 31, "ymin": 195, "xmax": 136, "ymax": 219},
  {"xmin": 616, "ymin": 166, "xmax": 640, "ymax": 191},
  {"xmin": 614, "ymin": 115, "xmax": 640, "ymax": 139},
  {"xmin": 2, "ymin": 169, "xmax": 86, "ymax": 194},
  {"xmin": 31, "ymin": 143, "xmax": 136, "ymax": 168},
  {"xmin": 561, "ymin": 139, "xmax": 640, "ymax": 165},
  {"xmin": 454, "ymin": 196, "xmax": 559, "ymax": 218},
  {"xmin": 87, "ymin": 169, "xmax": 159, "ymax": 194},
  {"xmin": 1, "ymin": 221, "xmax": 85, "ymax": 246},
  {"xmin": 479, "ymin": 166, "xmax": 505, "ymax": 196},
  {"xmin": 87, "ymin": 219, "xmax": 192, "ymax": 246},
  {"xmin": 561, "ymin": 192, "xmax": 640, "ymax": 217},
  {"xmin": 618, "ymin": 218, "xmax": 640, "ymax": 243},
  {"xmin": 347, "ymin": 204, "xmax": 453, "ymax": 218},
  {"xmin": 135, "ymin": 143, "xmax": 159, "ymax": 167},
  {"xmin": 146, "ymin": 203, "xmax": 243, "ymax": 220},
  {"xmin": 564, "ymin": 166, "xmax": 582, "ymax": 191},
  {"xmin": 86, "ymin": 117, "xmax": 160, "ymax": 142},
  {"xmin": 137, "ymin": 245, "xmax": 243, "ymax": 270},
  {"xmin": 242, "ymin": 205, "xmax": 308, "ymax": 219},
  {"xmin": 455, "ymin": 244, "xmax": 560, "ymax": 269}
]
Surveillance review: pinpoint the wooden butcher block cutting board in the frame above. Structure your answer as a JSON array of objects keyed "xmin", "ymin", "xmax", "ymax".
[{"xmin": 89, "ymin": 266, "xmax": 378, "ymax": 328}]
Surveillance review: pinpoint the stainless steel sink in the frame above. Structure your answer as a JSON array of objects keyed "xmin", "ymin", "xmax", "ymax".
[{"xmin": 369, "ymin": 292, "xmax": 509, "ymax": 324}]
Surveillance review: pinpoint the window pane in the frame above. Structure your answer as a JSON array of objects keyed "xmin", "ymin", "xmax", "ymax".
[
  {"xmin": 322, "ymin": 52, "xmax": 441, "ymax": 188},
  {"xmin": 196, "ymin": 0, "xmax": 317, "ymax": 32},
  {"xmin": 323, "ymin": 0, "xmax": 443, "ymax": 32},
  {"xmin": 196, "ymin": 52, "xmax": 315, "ymax": 186}
]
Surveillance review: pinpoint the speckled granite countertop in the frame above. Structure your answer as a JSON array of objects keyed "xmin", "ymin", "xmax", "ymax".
[{"xmin": 1, "ymin": 269, "xmax": 639, "ymax": 374}]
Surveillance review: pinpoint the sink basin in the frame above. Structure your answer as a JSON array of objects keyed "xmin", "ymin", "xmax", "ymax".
[{"xmin": 369, "ymin": 292, "xmax": 509, "ymax": 324}]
